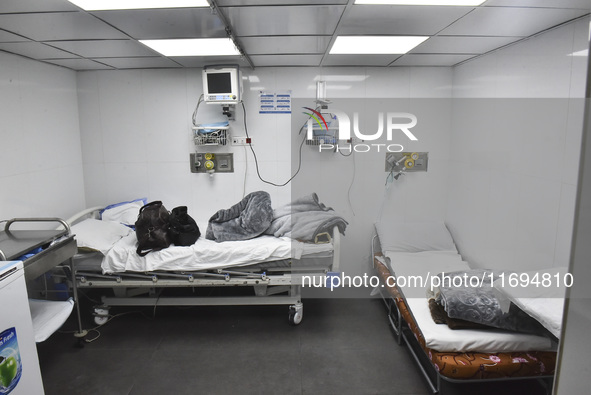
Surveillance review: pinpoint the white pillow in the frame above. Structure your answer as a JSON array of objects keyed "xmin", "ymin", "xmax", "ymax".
[
  {"xmin": 71, "ymin": 218, "xmax": 133, "ymax": 254},
  {"xmin": 100, "ymin": 198, "xmax": 146, "ymax": 226},
  {"xmin": 375, "ymin": 221, "xmax": 456, "ymax": 253}
]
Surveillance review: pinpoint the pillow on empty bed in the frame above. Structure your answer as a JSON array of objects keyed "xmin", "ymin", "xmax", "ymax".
[
  {"xmin": 71, "ymin": 218, "xmax": 133, "ymax": 254},
  {"xmin": 375, "ymin": 221, "xmax": 456, "ymax": 253},
  {"xmin": 100, "ymin": 198, "xmax": 147, "ymax": 226}
]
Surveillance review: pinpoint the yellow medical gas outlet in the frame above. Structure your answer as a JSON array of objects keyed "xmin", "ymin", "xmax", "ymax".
[
  {"xmin": 385, "ymin": 152, "xmax": 428, "ymax": 173},
  {"xmin": 190, "ymin": 153, "xmax": 234, "ymax": 173}
]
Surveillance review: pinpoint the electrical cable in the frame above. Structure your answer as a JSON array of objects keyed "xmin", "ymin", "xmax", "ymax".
[
  {"xmin": 240, "ymin": 101, "xmax": 308, "ymax": 187},
  {"xmin": 346, "ymin": 143, "xmax": 357, "ymax": 216},
  {"xmin": 242, "ymin": 145, "xmax": 248, "ymax": 198},
  {"xmin": 191, "ymin": 94, "xmax": 204, "ymax": 127}
]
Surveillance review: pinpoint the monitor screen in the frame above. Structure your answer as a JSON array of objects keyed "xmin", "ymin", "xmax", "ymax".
[{"xmin": 207, "ymin": 72, "xmax": 232, "ymax": 94}]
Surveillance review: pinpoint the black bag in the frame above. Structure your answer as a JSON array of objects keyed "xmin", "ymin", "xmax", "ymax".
[
  {"xmin": 169, "ymin": 206, "xmax": 201, "ymax": 246},
  {"xmin": 135, "ymin": 201, "xmax": 171, "ymax": 256}
]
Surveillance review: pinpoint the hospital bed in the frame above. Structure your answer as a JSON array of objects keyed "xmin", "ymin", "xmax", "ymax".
[
  {"xmin": 65, "ymin": 203, "xmax": 342, "ymax": 326},
  {"xmin": 371, "ymin": 221, "xmax": 562, "ymax": 394}
]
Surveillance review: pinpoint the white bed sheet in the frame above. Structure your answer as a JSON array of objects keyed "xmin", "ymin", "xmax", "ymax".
[
  {"xmin": 383, "ymin": 251, "xmax": 554, "ymax": 352},
  {"xmin": 493, "ymin": 267, "xmax": 567, "ymax": 338},
  {"xmin": 405, "ymin": 298, "xmax": 553, "ymax": 352},
  {"xmin": 102, "ymin": 233, "xmax": 333, "ymax": 274}
]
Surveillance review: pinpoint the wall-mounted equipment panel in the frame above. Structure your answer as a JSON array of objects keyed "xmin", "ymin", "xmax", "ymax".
[
  {"xmin": 385, "ymin": 152, "xmax": 429, "ymax": 172},
  {"xmin": 190, "ymin": 153, "xmax": 234, "ymax": 174}
]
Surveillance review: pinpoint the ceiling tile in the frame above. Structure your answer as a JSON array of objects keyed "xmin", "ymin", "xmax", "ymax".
[
  {"xmin": 484, "ymin": 0, "xmax": 591, "ymax": 9},
  {"xmin": 92, "ymin": 57, "xmax": 182, "ymax": 69},
  {"xmin": 323, "ymin": 54, "xmax": 400, "ymax": 66},
  {"xmin": 0, "ymin": 0, "xmax": 78, "ymax": 13},
  {"xmin": 337, "ymin": 5, "xmax": 472, "ymax": 35},
  {"xmin": 441, "ymin": 7, "xmax": 589, "ymax": 37},
  {"xmin": 0, "ymin": 41, "xmax": 78, "ymax": 59},
  {"xmin": 250, "ymin": 54, "xmax": 323, "ymax": 67},
  {"xmin": 48, "ymin": 39, "xmax": 158, "ymax": 58},
  {"xmin": 219, "ymin": 0, "xmax": 347, "ymax": 5},
  {"xmin": 0, "ymin": 29, "xmax": 30, "ymax": 42},
  {"xmin": 410, "ymin": 36, "xmax": 521, "ymax": 54},
  {"xmin": 240, "ymin": 36, "xmax": 331, "ymax": 55},
  {"xmin": 169, "ymin": 55, "xmax": 250, "ymax": 68},
  {"xmin": 0, "ymin": 12, "xmax": 128, "ymax": 41},
  {"xmin": 391, "ymin": 54, "xmax": 475, "ymax": 66},
  {"xmin": 41, "ymin": 58, "xmax": 114, "ymax": 70},
  {"xmin": 223, "ymin": 5, "xmax": 346, "ymax": 36},
  {"xmin": 91, "ymin": 8, "xmax": 227, "ymax": 40}
]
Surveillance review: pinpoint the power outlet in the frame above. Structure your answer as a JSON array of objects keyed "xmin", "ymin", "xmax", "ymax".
[{"xmin": 231, "ymin": 136, "xmax": 251, "ymax": 146}]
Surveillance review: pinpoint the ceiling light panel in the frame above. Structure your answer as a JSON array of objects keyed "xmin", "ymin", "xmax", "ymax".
[
  {"xmin": 322, "ymin": 54, "xmax": 401, "ymax": 66},
  {"xmin": 169, "ymin": 56, "xmax": 249, "ymax": 68},
  {"xmin": 67, "ymin": 0, "xmax": 209, "ymax": 11},
  {"xmin": 330, "ymin": 36, "xmax": 429, "ymax": 54},
  {"xmin": 140, "ymin": 38, "xmax": 240, "ymax": 56}
]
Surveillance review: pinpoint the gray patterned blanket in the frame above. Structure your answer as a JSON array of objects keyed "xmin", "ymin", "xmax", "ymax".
[
  {"xmin": 432, "ymin": 269, "xmax": 549, "ymax": 335},
  {"xmin": 264, "ymin": 193, "xmax": 348, "ymax": 242},
  {"xmin": 206, "ymin": 191, "xmax": 273, "ymax": 242}
]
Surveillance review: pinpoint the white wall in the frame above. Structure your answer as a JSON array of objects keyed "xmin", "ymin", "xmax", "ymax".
[
  {"xmin": 447, "ymin": 16, "xmax": 590, "ymax": 271},
  {"xmin": 77, "ymin": 66, "xmax": 453, "ymax": 276},
  {"xmin": 0, "ymin": 52, "xmax": 85, "ymax": 222}
]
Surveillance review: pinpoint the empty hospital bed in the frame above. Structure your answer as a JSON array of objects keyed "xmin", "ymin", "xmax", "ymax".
[{"xmin": 371, "ymin": 221, "xmax": 564, "ymax": 394}]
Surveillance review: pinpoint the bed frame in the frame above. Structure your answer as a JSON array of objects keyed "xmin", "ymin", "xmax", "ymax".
[
  {"xmin": 66, "ymin": 207, "xmax": 341, "ymax": 326},
  {"xmin": 371, "ymin": 235, "xmax": 555, "ymax": 394}
]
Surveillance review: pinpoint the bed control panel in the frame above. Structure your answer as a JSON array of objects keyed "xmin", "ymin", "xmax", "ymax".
[
  {"xmin": 190, "ymin": 153, "xmax": 234, "ymax": 174},
  {"xmin": 385, "ymin": 152, "xmax": 428, "ymax": 173}
]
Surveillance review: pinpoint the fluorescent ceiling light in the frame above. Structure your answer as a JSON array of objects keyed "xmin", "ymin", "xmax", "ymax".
[
  {"xmin": 354, "ymin": 0, "xmax": 486, "ymax": 5},
  {"xmin": 330, "ymin": 36, "xmax": 428, "ymax": 55},
  {"xmin": 67, "ymin": 0, "xmax": 209, "ymax": 11},
  {"xmin": 140, "ymin": 38, "xmax": 240, "ymax": 56},
  {"xmin": 569, "ymin": 49, "xmax": 588, "ymax": 57}
]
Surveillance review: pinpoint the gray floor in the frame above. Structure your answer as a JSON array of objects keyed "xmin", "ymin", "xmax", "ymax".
[{"xmin": 37, "ymin": 292, "xmax": 550, "ymax": 395}]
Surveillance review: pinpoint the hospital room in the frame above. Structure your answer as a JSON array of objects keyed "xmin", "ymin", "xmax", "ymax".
[{"xmin": 1, "ymin": 0, "xmax": 590, "ymax": 394}]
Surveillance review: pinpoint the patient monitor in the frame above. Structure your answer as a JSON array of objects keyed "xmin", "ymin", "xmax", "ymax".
[{"xmin": 202, "ymin": 65, "xmax": 242, "ymax": 104}]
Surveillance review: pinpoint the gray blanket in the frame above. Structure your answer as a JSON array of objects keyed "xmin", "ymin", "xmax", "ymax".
[
  {"xmin": 206, "ymin": 191, "xmax": 273, "ymax": 242},
  {"xmin": 264, "ymin": 193, "xmax": 348, "ymax": 242},
  {"xmin": 434, "ymin": 269, "xmax": 549, "ymax": 335}
]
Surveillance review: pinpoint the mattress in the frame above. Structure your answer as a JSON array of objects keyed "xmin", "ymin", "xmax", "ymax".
[
  {"xmin": 79, "ymin": 233, "xmax": 333, "ymax": 274},
  {"xmin": 380, "ymin": 251, "xmax": 554, "ymax": 352},
  {"xmin": 493, "ymin": 267, "xmax": 567, "ymax": 338},
  {"xmin": 375, "ymin": 258, "xmax": 557, "ymax": 380}
]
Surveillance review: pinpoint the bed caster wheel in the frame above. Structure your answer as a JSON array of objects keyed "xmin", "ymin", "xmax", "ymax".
[
  {"xmin": 289, "ymin": 304, "xmax": 303, "ymax": 325},
  {"xmin": 93, "ymin": 305, "xmax": 110, "ymax": 326}
]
